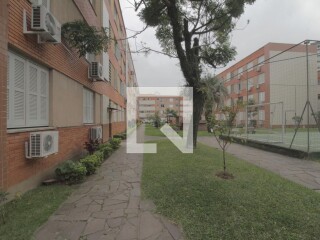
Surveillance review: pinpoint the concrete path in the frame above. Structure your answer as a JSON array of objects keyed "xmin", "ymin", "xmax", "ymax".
[
  {"xmin": 199, "ymin": 136, "xmax": 320, "ymax": 191},
  {"xmin": 34, "ymin": 126, "xmax": 184, "ymax": 240}
]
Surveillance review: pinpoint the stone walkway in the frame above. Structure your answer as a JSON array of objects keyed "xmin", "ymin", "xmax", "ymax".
[
  {"xmin": 34, "ymin": 126, "xmax": 184, "ymax": 240},
  {"xmin": 199, "ymin": 136, "xmax": 320, "ymax": 191}
]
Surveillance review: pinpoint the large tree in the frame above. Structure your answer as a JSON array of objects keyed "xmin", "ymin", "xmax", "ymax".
[{"xmin": 135, "ymin": 0, "xmax": 255, "ymax": 147}]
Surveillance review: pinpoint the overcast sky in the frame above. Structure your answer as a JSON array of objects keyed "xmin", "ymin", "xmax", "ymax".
[{"xmin": 120, "ymin": 0, "xmax": 320, "ymax": 90}]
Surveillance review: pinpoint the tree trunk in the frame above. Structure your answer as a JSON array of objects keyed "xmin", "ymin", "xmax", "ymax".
[
  {"xmin": 192, "ymin": 90, "xmax": 205, "ymax": 147},
  {"xmin": 223, "ymin": 148, "xmax": 226, "ymax": 173}
]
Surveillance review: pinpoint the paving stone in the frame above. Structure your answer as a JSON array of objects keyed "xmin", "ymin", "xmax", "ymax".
[
  {"xmin": 83, "ymin": 218, "xmax": 106, "ymax": 235},
  {"xmin": 107, "ymin": 218, "xmax": 124, "ymax": 228},
  {"xmin": 34, "ymin": 126, "xmax": 184, "ymax": 240},
  {"xmin": 88, "ymin": 204, "xmax": 102, "ymax": 213},
  {"xmin": 140, "ymin": 200, "xmax": 156, "ymax": 212},
  {"xmin": 103, "ymin": 202, "xmax": 128, "ymax": 211},
  {"xmin": 139, "ymin": 212, "xmax": 163, "ymax": 239},
  {"xmin": 161, "ymin": 217, "xmax": 182, "ymax": 240},
  {"xmin": 128, "ymin": 197, "xmax": 140, "ymax": 209},
  {"xmin": 104, "ymin": 199, "xmax": 127, "ymax": 206},
  {"xmin": 34, "ymin": 221, "xmax": 86, "ymax": 240},
  {"xmin": 116, "ymin": 221, "xmax": 137, "ymax": 240}
]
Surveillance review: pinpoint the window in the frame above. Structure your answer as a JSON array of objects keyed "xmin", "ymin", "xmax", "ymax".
[
  {"xmin": 258, "ymin": 92, "xmax": 265, "ymax": 103},
  {"xmin": 226, "ymin": 72, "xmax": 231, "ymax": 81},
  {"xmin": 258, "ymin": 55, "xmax": 265, "ymax": 64},
  {"xmin": 248, "ymin": 94, "xmax": 254, "ymax": 101},
  {"xmin": 259, "ymin": 110, "xmax": 265, "ymax": 120},
  {"xmin": 7, "ymin": 52, "xmax": 49, "ymax": 128},
  {"xmin": 169, "ymin": 104, "xmax": 173, "ymax": 108},
  {"xmin": 247, "ymin": 62, "xmax": 253, "ymax": 71},
  {"xmin": 83, "ymin": 88, "xmax": 94, "ymax": 123},
  {"xmin": 248, "ymin": 78, "xmax": 254, "ymax": 89},
  {"xmin": 238, "ymin": 67, "xmax": 243, "ymax": 75},
  {"xmin": 169, "ymin": 98, "xmax": 173, "ymax": 102},
  {"xmin": 258, "ymin": 74, "xmax": 265, "ymax": 84},
  {"xmin": 161, "ymin": 104, "xmax": 165, "ymax": 107}
]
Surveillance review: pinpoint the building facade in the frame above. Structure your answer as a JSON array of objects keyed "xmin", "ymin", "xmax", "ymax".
[
  {"xmin": 0, "ymin": 0, "xmax": 138, "ymax": 193},
  {"xmin": 138, "ymin": 95, "xmax": 183, "ymax": 123},
  {"xmin": 217, "ymin": 42, "xmax": 319, "ymax": 128}
]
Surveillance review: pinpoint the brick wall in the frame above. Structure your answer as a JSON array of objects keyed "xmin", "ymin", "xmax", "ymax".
[
  {"xmin": 8, "ymin": 0, "xmax": 125, "ymax": 109},
  {"xmin": 0, "ymin": 0, "xmax": 8, "ymax": 190},
  {"xmin": 6, "ymin": 126, "xmax": 91, "ymax": 188},
  {"xmin": 4, "ymin": 0, "xmax": 127, "ymax": 191}
]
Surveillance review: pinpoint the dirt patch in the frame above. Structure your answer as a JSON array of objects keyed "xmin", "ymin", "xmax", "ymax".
[{"xmin": 216, "ymin": 171, "xmax": 234, "ymax": 180}]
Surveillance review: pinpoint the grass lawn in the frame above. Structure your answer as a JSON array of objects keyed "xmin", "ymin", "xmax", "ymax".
[
  {"xmin": 0, "ymin": 185, "xmax": 72, "ymax": 240},
  {"xmin": 144, "ymin": 124, "xmax": 214, "ymax": 137},
  {"xmin": 142, "ymin": 140, "xmax": 320, "ymax": 240}
]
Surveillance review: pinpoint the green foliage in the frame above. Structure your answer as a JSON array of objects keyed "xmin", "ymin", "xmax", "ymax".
[
  {"xmin": 109, "ymin": 138, "xmax": 121, "ymax": 150},
  {"xmin": 98, "ymin": 143, "xmax": 114, "ymax": 158},
  {"xmin": 55, "ymin": 160, "xmax": 87, "ymax": 184},
  {"xmin": 80, "ymin": 155, "xmax": 100, "ymax": 175},
  {"xmin": 113, "ymin": 132, "xmax": 127, "ymax": 140},
  {"xmin": 94, "ymin": 151, "xmax": 104, "ymax": 165},
  {"xmin": 0, "ymin": 190, "xmax": 8, "ymax": 224},
  {"xmin": 137, "ymin": 0, "xmax": 255, "ymax": 146},
  {"xmin": 0, "ymin": 185, "xmax": 72, "ymax": 240},
  {"xmin": 84, "ymin": 139, "xmax": 101, "ymax": 155},
  {"xmin": 210, "ymin": 102, "xmax": 243, "ymax": 173},
  {"xmin": 62, "ymin": 20, "xmax": 109, "ymax": 57},
  {"xmin": 142, "ymin": 140, "xmax": 320, "ymax": 240},
  {"xmin": 153, "ymin": 111, "xmax": 161, "ymax": 128}
]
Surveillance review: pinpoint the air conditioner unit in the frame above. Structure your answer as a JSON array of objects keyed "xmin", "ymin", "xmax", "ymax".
[
  {"xmin": 256, "ymin": 84, "xmax": 260, "ymax": 89},
  {"xmin": 31, "ymin": 5, "xmax": 61, "ymax": 43},
  {"xmin": 89, "ymin": 62, "xmax": 104, "ymax": 81},
  {"xmin": 90, "ymin": 126, "xmax": 103, "ymax": 141},
  {"xmin": 26, "ymin": 131, "xmax": 59, "ymax": 158}
]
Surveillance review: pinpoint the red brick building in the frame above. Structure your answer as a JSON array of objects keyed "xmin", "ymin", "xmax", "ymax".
[
  {"xmin": 0, "ymin": 0, "xmax": 137, "ymax": 194},
  {"xmin": 217, "ymin": 42, "xmax": 319, "ymax": 128}
]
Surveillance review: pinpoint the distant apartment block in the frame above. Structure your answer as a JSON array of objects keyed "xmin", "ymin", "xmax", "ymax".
[
  {"xmin": 138, "ymin": 95, "xmax": 183, "ymax": 123},
  {"xmin": 216, "ymin": 42, "xmax": 319, "ymax": 128},
  {"xmin": 0, "ymin": 0, "xmax": 138, "ymax": 193}
]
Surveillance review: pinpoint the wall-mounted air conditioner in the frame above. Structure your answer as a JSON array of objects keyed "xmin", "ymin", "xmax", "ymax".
[
  {"xmin": 26, "ymin": 131, "xmax": 59, "ymax": 158},
  {"xmin": 89, "ymin": 62, "xmax": 104, "ymax": 81},
  {"xmin": 90, "ymin": 126, "xmax": 102, "ymax": 141},
  {"xmin": 31, "ymin": 5, "xmax": 61, "ymax": 43}
]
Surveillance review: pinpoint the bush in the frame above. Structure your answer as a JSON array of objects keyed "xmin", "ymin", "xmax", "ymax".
[
  {"xmin": 94, "ymin": 151, "xmax": 104, "ymax": 165},
  {"xmin": 110, "ymin": 138, "xmax": 121, "ymax": 150},
  {"xmin": 80, "ymin": 156, "xmax": 99, "ymax": 175},
  {"xmin": 55, "ymin": 160, "xmax": 87, "ymax": 184},
  {"xmin": 84, "ymin": 139, "xmax": 101, "ymax": 155},
  {"xmin": 113, "ymin": 132, "xmax": 127, "ymax": 140},
  {"xmin": 0, "ymin": 190, "xmax": 8, "ymax": 224},
  {"xmin": 101, "ymin": 145, "xmax": 113, "ymax": 159}
]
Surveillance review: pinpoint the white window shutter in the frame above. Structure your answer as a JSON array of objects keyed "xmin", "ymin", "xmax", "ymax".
[
  {"xmin": 7, "ymin": 54, "xmax": 10, "ymax": 121},
  {"xmin": 27, "ymin": 64, "xmax": 38, "ymax": 122},
  {"xmin": 39, "ymin": 70, "xmax": 49, "ymax": 124},
  {"xmin": 8, "ymin": 54, "xmax": 26, "ymax": 128}
]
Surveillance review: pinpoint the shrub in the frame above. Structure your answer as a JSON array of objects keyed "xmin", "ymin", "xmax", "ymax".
[
  {"xmin": 109, "ymin": 138, "xmax": 121, "ymax": 150},
  {"xmin": 113, "ymin": 132, "xmax": 127, "ymax": 140},
  {"xmin": 0, "ymin": 190, "xmax": 8, "ymax": 224},
  {"xmin": 55, "ymin": 161, "xmax": 87, "ymax": 184},
  {"xmin": 80, "ymin": 156, "xmax": 98, "ymax": 175},
  {"xmin": 104, "ymin": 145, "xmax": 114, "ymax": 158},
  {"xmin": 84, "ymin": 139, "xmax": 101, "ymax": 155},
  {"xmin": 94, "ymin": 151, "xmax": 104, "ymax": 165}
]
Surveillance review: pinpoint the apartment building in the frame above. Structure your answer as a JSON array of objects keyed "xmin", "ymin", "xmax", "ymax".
[
  {"xmin": 138, "ymin": 95, "xmax": 183, "ymax": 123},
  {"xmin": 0, "ymin": 0, "xmax": 138, "ymax": 193},
  {"xmin": 216, "ymin": 42, "xmax": 319, "ymax": 128}
]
